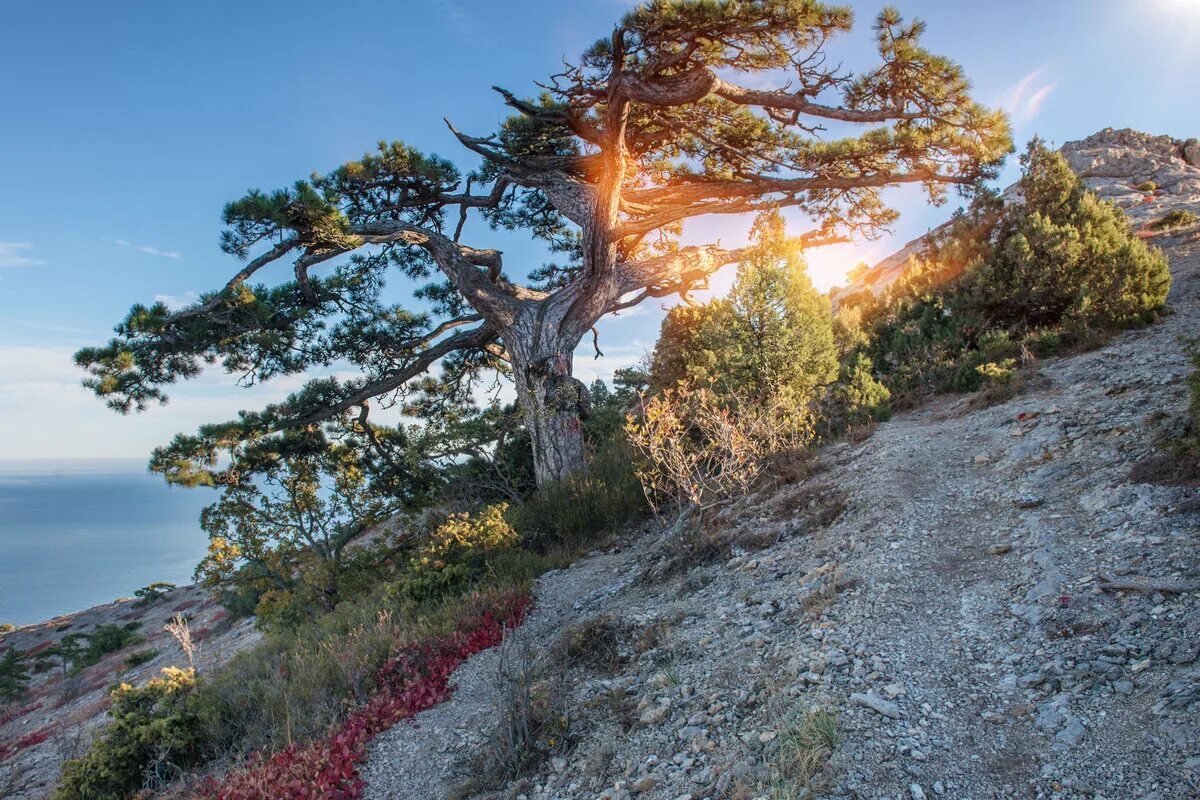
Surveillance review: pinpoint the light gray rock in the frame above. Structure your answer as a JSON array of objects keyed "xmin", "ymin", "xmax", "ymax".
[{"xmin": 851, "ymin": 692, "xmax": 902, "ymax": 719}]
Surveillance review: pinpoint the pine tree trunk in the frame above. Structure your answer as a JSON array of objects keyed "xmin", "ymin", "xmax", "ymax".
[{"xmin": 505, "ymin": 310, "xmax": 591, "ymax": 487}]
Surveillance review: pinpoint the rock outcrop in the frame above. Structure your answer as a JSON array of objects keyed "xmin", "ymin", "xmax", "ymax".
[{"xmin": 831, "ymin": 128, "xmax": 1200, "ymax": 305}]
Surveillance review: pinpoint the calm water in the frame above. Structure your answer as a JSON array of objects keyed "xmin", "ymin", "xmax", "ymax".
[{"xmin": 0, "ymin": 460, "xmax": 215, "ymax": 626}]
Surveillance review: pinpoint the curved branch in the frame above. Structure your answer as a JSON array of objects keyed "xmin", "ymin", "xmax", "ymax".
[{"xmin": 285, "ymin": 323, "xmax": 498, "ymax": 429}]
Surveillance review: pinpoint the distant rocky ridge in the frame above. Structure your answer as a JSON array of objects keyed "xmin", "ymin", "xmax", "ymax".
[{"xmin": 830, "ymin": 128, "xmax": 1200, "ymax": 307}]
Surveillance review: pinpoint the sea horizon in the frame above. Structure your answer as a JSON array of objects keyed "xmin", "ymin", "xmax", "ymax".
[{"xmin": 0, "ymin": 458, "xmax": 215, "ymax": 626}]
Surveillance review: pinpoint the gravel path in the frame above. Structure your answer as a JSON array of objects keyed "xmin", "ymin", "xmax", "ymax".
[
  {"xmin": 361, "ymin": 533, "xmax": 655, "ymax": 799},
  {"xmin": 361, "ymin": 183, "xmax": 1200, "ymax": 798}
]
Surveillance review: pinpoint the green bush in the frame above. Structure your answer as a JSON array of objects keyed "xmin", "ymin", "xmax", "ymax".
[
  {"xmin": 847, "ymin": 138, "xmax": 1170, "ymax": 404},
  {"xmin": 650, "ymin": 211, "xmax": 838, "ymax": 412},
  {"xmin": 190, "ymin": 583, "xmax": 524, "ymax": 756},
  {"xmin": 1135, "ymin": 180, "xmax": 1156, "ymax": 192},
  {"xmin": 828, "ymin": 353, "xmax": 892, "ymax": 430},
  {"xmin": 55, "ymin": 667, "xmax": 208, "ymax": 800},
  {"xmin": 46, "ymin": 623, "xmax": 146, "ymax": 676},
  {"xmin": 505, "ymin": 437, "xmax": 647, "ymax": 551},
  {"xmin": 0, "ymin": 648, "xmax": 30, "ymax": 704},
  {"xmin": 0, "ymin": 623, "xmax": 14, "ymax": 633},
  {"xmin": 124, "ymin": 649, "xmax": 159, "ymax": 669},
  {"xmin": 1150, "ymin": 209, "xmax": 1199, "ymax": 231},
  {"xmin": 133, "ymin": 581, "xmax": 176, "ymax": 606}
]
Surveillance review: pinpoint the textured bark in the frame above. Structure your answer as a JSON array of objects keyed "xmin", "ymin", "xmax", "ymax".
[{"xmin": 505, "ymin": 303, "xmax": 591, "ymax": 485}]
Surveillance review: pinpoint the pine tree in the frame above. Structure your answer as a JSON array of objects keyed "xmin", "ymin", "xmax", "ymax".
[
  {"xmin": 77, "ymin": 2, "xmax": 1010, "ymax": 487},
  {"xmin": 969, "ymin": 138, "xmax": 1170, "ymax": 330},
  {"xmin": 651, "ymin": 211, "xmax": 838, "ymax": 416},
  {"xmin": 0, "ymin": 648, "xmax": 29, "ymax": 704}
]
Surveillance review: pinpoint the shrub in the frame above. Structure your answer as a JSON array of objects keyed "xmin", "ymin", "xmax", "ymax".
[
  {"xmin": 1149, "ymin": 209, "xmax": 1199, "ymax": 231},
  {"xmin": 401, "ymin": 504, "xmax": 519, "ymax": 600},
  {"xmin": 968, "ymin": 139, "xmax": 1170, "ymax": 330},
  {"xmin": 847, "ymin": 138, "xmax": 1170, "ymax": 404},
  {"xmin": 123, "ymin": 649, "xmax": 160, "ymax": 669},
  {"xmin": 0, "ymin": 623, "xmax": 14, "ymax": 633},
  {"xmin": 767, "ymin": 707, "xmax": 841, "ymax": 799},
  {"xmin": 625, "ymin": 383, "xmax": 811, "ymax": 514},
  {"xmin": 505, "ymin": 436, "xmax": 646, "ymax": 551},
  {"xmin": 465, "ymin": 638, "xmax": 570, "ymax": 791},
  {"xmin": 1135, "ymin": 180, "xmax": 1156, "ymax": 192},
  {"xmin": 54, "ymin": 667, "xmax": 208, "ymax": 800},
  {"xmin": 0, "ymin": 649, "xmax": 30, "ymax": 704},
  {"xmin": 827, "ymin": 353, "xmax": 892, "ymax": 431},
  {"xmin": 190, "ymin": 591, "xmax": 529, "ymax": 800},
  {"xmin": 47, "ymin": 623, "xmax": 146, "ymax": 676},
  {"xmin": 650, "ymin": 211, "xmax": 838, "ymax": 411},
  {"xmin": 134, "ymin": 581, "xmax": 176, "ymax": 606}
]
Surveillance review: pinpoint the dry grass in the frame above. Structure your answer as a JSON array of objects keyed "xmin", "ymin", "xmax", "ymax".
[
  {"xmin": 767, "ymin": 707, "xmax": 841, "ymax": 799},
  {"xmin": 461, "ymin": 638, "xmax": 572, "ymax": 794},
  {"xmin": 550, "ymin": 615, "xmax": 628, "ymax": 675}
]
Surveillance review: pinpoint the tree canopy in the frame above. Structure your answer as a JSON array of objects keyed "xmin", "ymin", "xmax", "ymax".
[{"xmin": 77, "ymin": 0, "xmax": 1011, "ymax": 487}]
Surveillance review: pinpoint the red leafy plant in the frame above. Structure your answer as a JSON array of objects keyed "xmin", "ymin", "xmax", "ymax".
[{"xmin": 190, "ymin": 591, "xmax": 530, "ymax": 800}]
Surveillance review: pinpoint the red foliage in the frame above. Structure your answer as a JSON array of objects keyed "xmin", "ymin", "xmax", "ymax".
[
  {"xmin": 0, "ymin": 727, "xmax": 52, "ymax": 763},
  {"xmin": 0, "ymin": 701, "xmax": 43, "ymax": 728},
  {"xmin": 26, "ymin": 640, "xmax": 55, "ymax": 656},
  {"xmin": 173, "ymin": 600, "xmax": 201, "ymax": 612},
  {"xmin": 191, "ymin": 591, "xmax": 530, "ymax": 800}
]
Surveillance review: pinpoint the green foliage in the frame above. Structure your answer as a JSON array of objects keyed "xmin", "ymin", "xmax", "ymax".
[
  {"xmin": 651, "ymin": 212, "xmax": 838, "ymax": 422},
  {"xmin": 133, "ymin": 581, "xmax": 176, "ymax": 606},
  {"xmin": 124, "ymin": 649, "xmax": 160, "ymax": 669},
  {"xmin": 849, "ymin": 138, "xmax": 1171, "ymax": 403},
  {"xmin": 967, "ymin": 140, "xmax": 1170, "ymax": 330},
  {"xmin": 0, "ymin": 623, "xmax": 14, "ymax": 633},
  {"xmin": 55, "ymin": 667, "xmax": 208, "ymax": 800},
  {"xmin": 190, "ymin": 430, "xmax": 412, "ymax": 628},
  {"xmin": 0, "ymin": 648, "xmax": 30, "ymax": 704},
  {"xmin": 1135, "ymin": 180, "xmax": 1157, "ymax": 192},
  {"xmin": 399, "ymin": 504, "xmax": 520, "ymax": 601},
  {"xmin": 504, "ymin": 436, "xmax": 647, "ymax": 551},
  {"xmin": 45, "ymin": 623, "xmax": 146, "ymax": 676},
  {"xmin": 1150, "ymin": 209, "xmax": 1199, "ymax": 230},
  {"xmin": 76, "ymin": 0, "xmax": 1010, "ymax": 502},
  {"xmin": 190, "ymin": 583, "xmax": 522, "ymax": 757},
  {"xmin": 828, "ymin": 353, "xmax": 892, "ymax": 430}
]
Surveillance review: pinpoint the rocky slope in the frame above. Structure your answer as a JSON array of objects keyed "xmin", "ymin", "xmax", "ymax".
[
  {"xmin": 0, "ymin": 586, "xmax": 260, "ymax": 798},
  {"xmin": 360, "ymin": 132, "xmax": 1200, "ymax": 800},
  {"xmin": 3, "ymin": 129, "xmax": 1196, "ymax": 800}
]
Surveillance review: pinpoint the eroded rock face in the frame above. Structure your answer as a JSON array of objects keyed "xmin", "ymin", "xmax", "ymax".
[
  {"xmin": 1061, "ymin": 127, "xmax": 1200, "ymax": 225},
  {"xmin": 831, "ymin": 128, "xmax": 1200, "ymax": 306}
]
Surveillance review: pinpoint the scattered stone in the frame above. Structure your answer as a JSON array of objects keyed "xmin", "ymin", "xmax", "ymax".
[{"xmin": 851, "ymin": 692, "xmax": 902, "ymax": 719}]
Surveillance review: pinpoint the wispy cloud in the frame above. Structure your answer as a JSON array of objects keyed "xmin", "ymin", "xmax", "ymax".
[
  {"xmin": 0, "ymin": 241, "xmax": 45, "ymax": 268},
  {"xmin": 115, "ymin": 239, "xmax": 182, "ymax": 259},
  {"xmin": 154, "ymin": 291, "xmax": 199, "ymax": 311},
  {"xmin": 7, "ymin": 319, "xmax": 88, "ymax": 335},
  {"xmin": 998, "ymin": 68, "xmax": 1056, "ymax": 125}
]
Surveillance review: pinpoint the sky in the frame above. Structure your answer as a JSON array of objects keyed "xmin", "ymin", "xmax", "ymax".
[{"xmin": 1, "ymin": 0, "xmax": 1198, "ymax": 461}]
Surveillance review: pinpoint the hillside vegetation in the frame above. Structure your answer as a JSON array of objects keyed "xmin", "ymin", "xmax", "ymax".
[{"xmin": 9, "ymin": 126, "xmax": 1182, "ymax": 800}]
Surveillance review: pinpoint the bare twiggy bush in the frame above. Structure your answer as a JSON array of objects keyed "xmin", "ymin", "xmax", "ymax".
[
  {"xmin": 464, "ymin": 638, "xmax": 571, "ymax": 792},
  {"xmin": 625, "ymin": 383, "xmax": 812, "ymax": 515},
  {"xmin": 164, "ymin": 615, "xmax": 198, "ymax": 674}
]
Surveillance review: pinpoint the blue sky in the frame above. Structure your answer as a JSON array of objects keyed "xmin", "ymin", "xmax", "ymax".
[{"xmin": 1, "ymin": 0, "xmax": 1197, "ymax": 460}]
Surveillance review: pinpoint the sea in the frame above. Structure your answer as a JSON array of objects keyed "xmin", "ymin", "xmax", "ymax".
[{"xmin": 0, "ymin": 460, "xmax": 216, "ymax": 626}]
